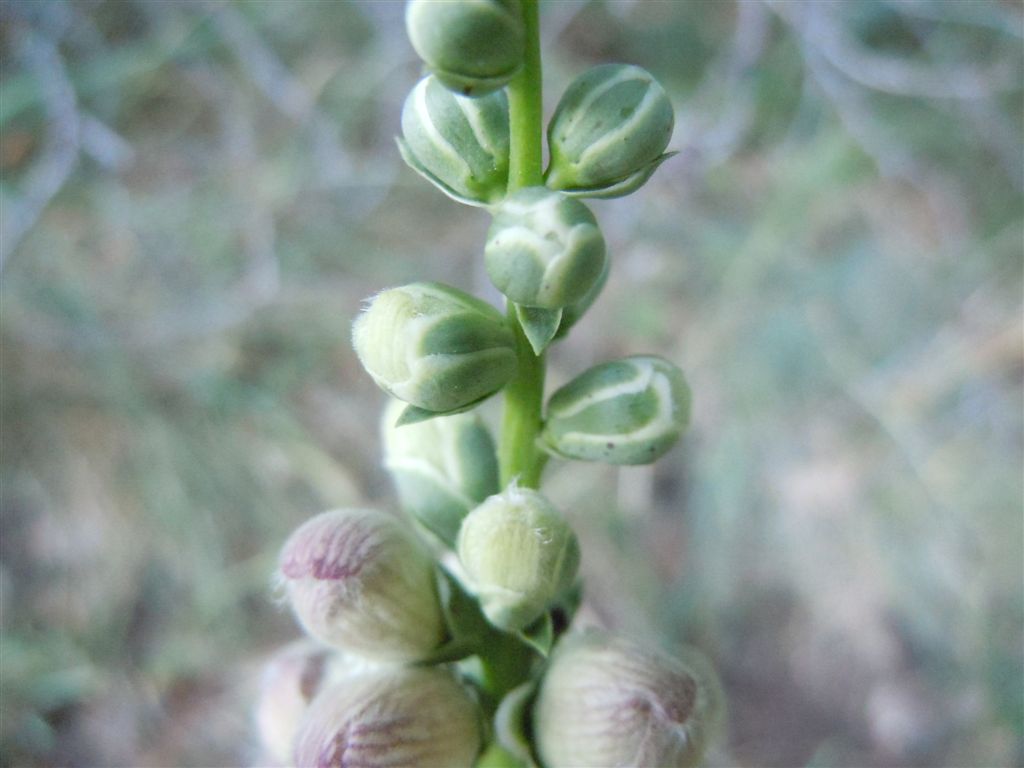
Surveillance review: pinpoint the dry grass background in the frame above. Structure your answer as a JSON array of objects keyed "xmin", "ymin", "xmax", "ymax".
[{"xmin": 1, "ymin": 1, "xmax": 1022, "ymax": 766}]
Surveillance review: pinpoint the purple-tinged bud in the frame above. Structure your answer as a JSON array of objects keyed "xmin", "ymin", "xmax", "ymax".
[
  {"xmin": 534, "ymin": 631, "xmax": 723, "ymax": 768},
  {"xmin": 294, "ymin": 666, "xmax": 482, "ymax": 768},
  {"xmin": 278, "ymin": 509, "xmax": 445, "ymax": 662},
  {"xmin": 254, "ymin": 640, "xmax": 372, "ymax": 765}
]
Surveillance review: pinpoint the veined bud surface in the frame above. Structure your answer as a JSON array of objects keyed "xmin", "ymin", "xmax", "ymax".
[
  {"xmin": 485, "ymin": 187, "xmax": 606, "ymax": 310},
  {"xmin": 546, "ymin": 64, "xmax": 674, "ymax": 197},
  {"xmin": 534, "ymin": 632, "xmax": 723, "ymax": 768},
  {"xmin": 278, "ymin": 509, "xmax": 445, "ymax": 662},
  {"xmin": 456, "ymin": 486, "xmax": 579, "ymax": 631},
  {"xmin": 406, "ymin": 0, "xmax": 524, "ymax": 97},
  {"xmin": 541, "ymin": 355, "xmax": 690, "ymax": 465},
  {"xmin": 400, "ymin": 76, "xmax": 509, "ymax": 206},
  {"xmin": 255, "ymin": 640, "xmax": 372, "ymax": 766},
  {"xmin": 382, "ymin": 398, "xmax": 499, "ymax": 547},
  {"xmin": 352, "ymin": 282, "xmax": 517, "ymax": 415},
  {"xmin": 294, "ymin": 666, "xmax": 482, "ymax": 768}
]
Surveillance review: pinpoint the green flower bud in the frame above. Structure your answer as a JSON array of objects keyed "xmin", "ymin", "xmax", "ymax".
[
  {"xmin": 294, "ymin": 666, "xmax": 482, "ymax": 768},
  {"xmin": 546, "ymin": 64, "xmax": 675, "ymax": 198},
  {"xmin": 406, "ymin": 0, "xmax": 524, "ymax": 97},
  {"xmin": 555, "ymin": 256, "xmax": 609, "ymax": 339},
  {"xmin": 485, "ymin": 187, "xmax": 606, "ymax": 310},
  {"xmin": 382, "ymin": 398, "xmax": 499, "ymax": 547},
  {"xmin": 399, "ymin": 75, "xmax": 509, "ymax": 206},
  {"xmin": 255, "ymin": 640, "xmax": 371, "ymax": 765},
  {"xmin": 278, "ymin": 509, "xmax": 445, "ymax": 662},
  {"xmin": 457, "ymin": 486, "xmax": 579, "ymax": 631},
  {"xmin": 352, "ymin": 282, "xmax": 517, "ymax": 415},
  {"xmin": 534, "ymin": 632, "xmax": 723, "ymax": 768},
  {"xmin": 542, "ymin": 355, "xmax": 690, "ymax": 465}
]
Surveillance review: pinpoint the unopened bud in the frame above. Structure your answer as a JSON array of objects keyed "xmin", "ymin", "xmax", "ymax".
[
  {"xmin": 406, "ymin": 0, "xmax": 524, "ymax": 97},
  {"xmin": 457, "ymin": 486, "xmax": 579, "ymax": 631},
  {"xmin": 254, "ymin": 640, "xmax": 370, "ymax": 765},
  {"xmin": 278, "ymin": 509, "xmax": 445, "ymax": 662},
  {"xmin": 534, "ymin": 632, "xmax": 723, "ymax": 768},
  {"xmin": 546, "ymin": 64, "xmax": 674, "ymax": 198},
  {"xmin": 382, "ymin": 398, "xmax": 499, "ymax": 546},
  {"xmin": 352, "ymin": 282, "xmax": 517, "ymax": 415},
  {"xmin": 555, "ymin": 257, "xmax": 609, "ymax": 339},
  {"xmin": 542, "ymin": 355, "xmax": 690, "ymax": 464},
  {"xmin": 399, "ymin": 76, "xmax": 509, "ymax": 206},
  {"xmin": 485, "ymin": 187, "xmax": 606, "ymax": 310},
  {"xmin": 294, "ymin": 666, "xmax": 482, "ymax": 768}
]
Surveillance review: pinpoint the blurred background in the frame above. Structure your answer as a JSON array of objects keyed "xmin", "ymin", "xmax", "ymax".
[{"xmin": 1, "ymin": 1, "xmax": 1021, "ymax": 766}]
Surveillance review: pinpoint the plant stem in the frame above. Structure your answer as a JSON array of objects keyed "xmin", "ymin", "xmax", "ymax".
[{"xmin": 500, "ymin": 0, "xmax": 547, "ymax": 489}]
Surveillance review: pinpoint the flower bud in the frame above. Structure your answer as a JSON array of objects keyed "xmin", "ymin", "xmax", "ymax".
[
  {"xmin": 555, "ymin": 256, "xmax": 609, "ymax": 339},
  {"xmin": 278, "ymin": 509, "xmax": 445, "ymax": 661},
  {"xmin": 294, "ymin": 666, "xmax": 482, "ymax": 768},
  {"xmin": 457, "ymin": 486, "xmax": 579, "ymax": 631},
  {"xmin": 485, "ymin": 187, "xmax": 606, "ymax": 310},
  {"xmin": 352, "ymin": 282, "xmax": 517, "ymax": 415},
  {"xmin": 254, "ymin": 640, "xmax": 371, "ymax": 765},
  {"xmin": 534, "ymin": 632, "xmax": 723, "ymax": 768},
  {"xmin": 406, "ymin": 0, "xmax": 524, "ymax": 97},
  {"xmin": 382, "ymin": 398, "xmax": 499, "ymax": 546},
  {"xmin": 541, "ymin": 355, "xmax": 690, "ymax": 465},
  {"xmin": 399, "ymin": 76, "xmax": 509, "ymax": 206},
  {"xmin": 546, "ymin": 64, "xmax": 675, "ymax": 197}
]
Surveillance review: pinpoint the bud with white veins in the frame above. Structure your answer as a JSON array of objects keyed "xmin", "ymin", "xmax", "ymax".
[
  {"xmin": 352, "ymin": 282, "xmax": 517, "ymax": 415},
  {"xmin": 399, "ymin": 75, "xmax": 509, "ymax": 206},
  {"xmin": 485, "ymin": 187, "xmax": 606, "ymax": 310},
  {"xmin": 278, "ymin": 509, "xmax": 445, "ymax": 662},
  {"xmin": 541, "ymin": 354, "xmax": 690, "ymax": 464},
  {"xmin": 382, "ymin": 398, "xmax": 499, "ymax": 546}
]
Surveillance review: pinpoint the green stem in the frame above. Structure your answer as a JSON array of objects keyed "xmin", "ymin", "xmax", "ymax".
[{"xmin": 500, "ymin": 0, "xmax": 547, "ymax": 489}]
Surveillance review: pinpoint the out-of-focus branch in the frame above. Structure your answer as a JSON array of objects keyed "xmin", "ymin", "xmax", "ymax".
[{"xmin": 1, "ymin": 26, "xmax": 80, "ymax": 271}]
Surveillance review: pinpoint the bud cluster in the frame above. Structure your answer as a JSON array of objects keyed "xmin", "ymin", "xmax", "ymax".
[{"xmin": 260, "ymin": 3, "xmax": 723, "ymax": 767}]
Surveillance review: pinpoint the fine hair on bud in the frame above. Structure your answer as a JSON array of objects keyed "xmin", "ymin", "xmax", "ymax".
[
  {"xmin": 352, "ymin": 281, "xmax": 517, "ymax": 415},
  {"xmin": 546, "ymin": 63, "xmax": 675, "ymax": 196},
  {"xmin": 278, "ymin": 508, "xmax": 445, "ymax": 662},
  {"xmin": 485, "ymin": 187, "xmax": 606, "ymax": 310},
  {"xmin": 542, "ymin": 354, "xmax": 691, "ymax": 464},
  {"xmin": 457, "ymin": 484, "xmax": 580, "ymax": 631},
  {"xmin": 406, "ymin": 0, "xmax": 524, "ymax": 97},
  {"xmin": 400, "ymin": 75, "xmax": 510, "ymax": 206},
  {"xmin": 293, "ymin": 666, "xmax": 482, "ymax": 768},
  {"xmin": 534, "ymin": 631, "xmax": 724, "ymax": 768}
]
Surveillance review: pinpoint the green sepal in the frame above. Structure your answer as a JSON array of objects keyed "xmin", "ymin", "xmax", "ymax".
[
  {"xmin": 397, "ymin": 137, "xmax": 493, "ymax": 208},
  {"xmin": 549, "ymin": 152, "xmax": 677, "ymax": 200},
  {"xmin": 434, "ymin": 565, "xmax": 493, "ymax": 648},
  {"xmin": 395, "ymin": 393, "xmax": 492, "ymax": 427},
  {"xmin": 494, "ymin": 681, "xmax": 540, "ymax": 767},
  {"xmin": 515, "ymin": 304, "xmax": 562, "ymax": 355},
  {"xmin": 517, "ymin": 612, "xmax": 554, "ymax": 657}
]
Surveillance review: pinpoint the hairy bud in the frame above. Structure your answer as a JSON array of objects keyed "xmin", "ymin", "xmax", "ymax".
[
  {"xmin": 485, "ymin": 187, "xmax": 606, "ymax": 310},
  {"xmin": 278, "ymin": 509, "xmax": 445, "ymax": 661},
  {"xmin": 255, "ymin": 640, "xmax": 371, "ymax": 765},
  {"xmin": 352, "ymin": 282, "xmax": 517, "ymax": 415},
  {"xmin": 406, "ymin": 0, "xmax": 524, "ymax": 97},
  {"xmin": 382, "ymin": 399, "xmax": 499, "ymax": 546},
  {"xmin": 541, "ymin": 355, "xmax": 690, "ymax": 464},
  {"xmin": 294, "ymin": 666, "xmax": 482, "ymax": 768},
  {"xmin": 534, "ymin": 632, "xmax": 723, "ymax": 768},
  {"xmin": 546, "ymin": 64, "xmax": 675, "ymax": 198},
  {"xmin": 457, "ymin": 486, "xmax": 579, "ymax": 631},
  {"xmin": 399, "ymin": 76, "xmax": 509, "ymax": 206}
]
